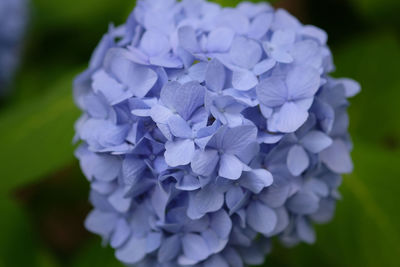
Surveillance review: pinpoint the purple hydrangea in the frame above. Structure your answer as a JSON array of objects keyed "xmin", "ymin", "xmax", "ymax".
[
  {"xmin": 74, "ymin": 0, "xmax": 360, "ymax": 266},
  {"xmin": 0, "ymin": 0, "xmax": 27, "ymax": 96}
]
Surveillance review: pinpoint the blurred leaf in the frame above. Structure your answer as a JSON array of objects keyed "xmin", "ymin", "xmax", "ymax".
[
  {"xmin": 71, "ymin": 241, "xmax": 124, "ymax": 267},
  {"xmin": 267, "ymin": 140, "xmax": 400, "ymax": 267},
  {"xmin": 32, "ymin": 0, "xmax": 135, "ymax": 29},
  {"xmin": 332, "ymin": 31, "xmax": 400, "ymax": 150},
  {"xmin": 0, "ymin": 70, "xmax": 80, "ymax": 194},
  {"xmin": 350, "ymin": 0, "xmax": 400, "ymax": 24},
  {"xmin": 0, "ymin": 198, "xmax": 60, "ymax": 267}
]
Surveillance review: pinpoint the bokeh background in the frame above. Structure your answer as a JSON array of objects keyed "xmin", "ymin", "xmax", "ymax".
[{"xmin": 0, "ymin": 0, "xmax": 399, "ymax": 266}]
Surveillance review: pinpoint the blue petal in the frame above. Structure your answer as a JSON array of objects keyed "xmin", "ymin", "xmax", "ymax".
[
  {"xmin": 157, "ymin": 235, "xmax": 181, "ymax": 262},
  {"xmin": 232, "ymin": 70, "xmax": 258, "ymax": 91},
  {"xmin": 85, "ymin": 210, "xmax": 117, "ymax": 239},
  {"xmin": 92, "ymin": 70, "xmax": 130, "ymax": 105},
  {"xmin": 229, "ymin": 36, "xmax": 262, "ymax": 69},
  {"xmin": 167, "ymin": 115, "xmax": 193, "ymax": 138},
  {"xmin": 216, "ymin": 10, "xmax": 250, "ymax": 34},
  {"xmin": 190, "ymin": 149, "xmax": 219, "ymax": 176},
  {"xmin": 211, "ymin": 125, "xmax": 258, "ymax": 154},
  {"xmin": 150, "ymin": 104, "xmax": 173, "ymax": 124},
  {"xmin": 300, "ymin": 130, "xmax": 332, "ymax": 153},
  {"xmin": 108, "ymin": 188, "xmax": 131, "ymax": 213},
  {"xmin": 205, "ymin": 59, "xmax": 226, "ymax": 92},
  {"xmin": 268, "ymin": 101, "xmax": 309, "ymax": 133},
  {"xmin": 181, "ymin": 233, "xmax": 210, "ymax": 262},
  {"xmin": 287, "ymin": 191, "xmax": 319, "ymax": 214},
  {"xmin": 176, "ymin": 174, "xmax": 201, "ymax": 191},
  {"xmin": 146, "ymin": 232, "xmax": 162, "ymax": 253},
  {"xmin": 253, "ymin": 58, "xmax": 275, "ymax": 76},
  {"xmin": 122, "ymin": 155, "xmax": 146, "ymax": 185},
  {"xmin": 287, "ymin": 145, "xmax": 309, "ymax": 176},
  {"xmin": 211, "ymin": 210, "xmax": 232, "ymax": 239},
  {"xmin": 104, "ymin": 48, "xmax": 158, "ymax": 97},
  {"xmin": 202, "ymin": 229, "xmax": 228, "ymax": 254},
  {"xmin": 286, "ymin": 66, "xmax": 320, "ymax": 100},
  {"xmin": 256, "ymin": 76, "xmax": 287, "ymax": 108},
  {"xmin": 248, "ymin": 12, "xmax": 273, "ymax": 39},
  {"xmin": 226, "ymin": 186, "xmax": 246, "ymax": 214},
  {"xmin": 111, "ymin": 219, "xmax": 131, "ymax": 248},
  {"xmin": 246, "ymin": 201, "xmax": 277, "ymax": 235},
  {"xmin": 207, "ymin": 27, "xmax": 235, "ymax": 53},
  {"xmin": 203, "ymin": 255, "xmax": 229, "ymax": 267},
  {"xmin": 165, "ymin": 139, "xmax": 195, "ymax": 167},
  {"xmin": 187, "ymin": 185, "xmax": 224, "ymax": 219},
  {"xmin": 161, "ymin": 81, "xmax": 205, "ymax": 120},
  {"xmin": 219, "ymin": 154, "xmax": 244, "ymax": 180},
  {"xmin": 240, "ymin": 169, "xmax": 273, "ymax": 193},
  {"xmin": 178, "ymin": 26, "xmax": 200, "ymax": 53},
  {"xmin": 259, "ymin": 183, "xmax": 290, "ymax": 208},
  {"xmin": 337, "ymin": 78, "xmax": 361, "ymax": 98},
  {"xmin": 271, "ymin": 48, "xmax": 293, "ymax": 63},
  {"xmin": 222, "ymin": 247, "xmax": 244, "ymax": 267},
  {"xmin": 140, "ymin": 30, "xmax": 170, "ymax": 57},
  {"xmin": 320, "ymin": 139, "xmax": 353, "ymax": 173},
  {"xmin": 297, "ymin": 217, "xmax": 316, "ymax": 244},
  {"xmin": 188, "ymin": 61, "xmax": 208, "ymax": 82},
  {"xmin": 115, "ymin": 236, "xmax": 147, "ymax": 264},
  {"xmin": 271, "ymin": 29, "xmax": 296, "ymax": 46}
]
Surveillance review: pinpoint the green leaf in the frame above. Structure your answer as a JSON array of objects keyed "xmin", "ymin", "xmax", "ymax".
[
  {"xmin": 71, "ymin": 240, "xmax": 124, "ymax": 267},
  {"xmin": 0, "ymin": 70, "xmax": 81, "ymax": 194},
  {"xmin": 32, "ymin": 0, "xmax": 136, "ymax": 29},
  {"xmin": 0, "ymin": 199, "xmax": 60, "ymax": 267},
  {"xmin": 332, "ymin": 31, "xmax": 400, "ymax": 149},
  {"xmin": 349, "ymin": 0, "xmax": 400, "ymax": 23}
]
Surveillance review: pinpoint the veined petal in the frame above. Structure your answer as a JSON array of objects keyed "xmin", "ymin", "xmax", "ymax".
[
  {"xmin": 287, "ymin": 145, "xmax": 310, "ymax": 176},
  {"xmin": 165, "ymin": 139, "xmax": 195, "ymax": 167}
]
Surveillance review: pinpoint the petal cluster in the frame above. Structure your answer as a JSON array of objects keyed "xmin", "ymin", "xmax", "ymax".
[
  {"xmin": 0, "ymin": 0, "xmax": 27, "ymax": 95},
  {"xmin": 74, "ymin": 0, "xmax": 360, "ymax": 266}
]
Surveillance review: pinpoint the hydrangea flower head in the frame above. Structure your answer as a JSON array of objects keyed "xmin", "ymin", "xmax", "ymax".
[
  {"xmin": 74, "ymin": 0, "xmax": 360, "ymax": 266},
  {"xmin": 0, "ymin": 0, "xmax": 27, "ymax": 96}
]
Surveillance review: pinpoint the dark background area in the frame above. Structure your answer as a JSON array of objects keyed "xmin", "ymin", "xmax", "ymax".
[{"xmin": 0, "ymin": 0, "xmax": 399, "ymax": 266}]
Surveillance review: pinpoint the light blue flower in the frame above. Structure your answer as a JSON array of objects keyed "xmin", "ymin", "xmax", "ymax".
[{"xmin": 74, "ymin": 0, "xmax": 360, "ymax": 266}]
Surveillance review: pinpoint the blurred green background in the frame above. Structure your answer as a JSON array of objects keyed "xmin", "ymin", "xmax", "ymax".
[{"xmin": 0, "ymin": 0, "xmax": 399, "ymax": 266}]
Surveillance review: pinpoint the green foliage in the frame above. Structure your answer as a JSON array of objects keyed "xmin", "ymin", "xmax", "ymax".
[
  {"xmin": 350, "ymin": 0, "xmax": 400, "ymax": 24},
  {"xmin": 0, "ymin": 70, "xmax": 80, "ymax": 194},
  {"xmin": 333, "ymin": 32, "xmax": 400, "ymax": 148}
]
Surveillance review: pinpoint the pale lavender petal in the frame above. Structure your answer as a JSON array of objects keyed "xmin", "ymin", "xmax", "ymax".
[
  {"xmin": 165, "ymin": 139, "xmax": 195, "ymax": 167},
  {"xmin": 247, "ymin": 201, "xmax": 277, "ymax": 235}
]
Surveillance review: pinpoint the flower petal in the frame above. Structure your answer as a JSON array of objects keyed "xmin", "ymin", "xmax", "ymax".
[
  {"xmin": 287, "ymin": 145, "xmax": 310, "ymax": 176},
  {"xmin": 256, "ymin": 76, "xmax": 287, "ymax": 108},
  {"xmin": 268, "ymin": 101, "xmax": 309, "ymax": 133},
  {"xmin": 232, "ymin": 70, "xmax": 258, "ymax": 91},
  {"xmin": 287, "ymin": 191, "xmax": 319, "ymax": 214},
  {"xmin": 190, "ymin": 149, "xmax": 219, "ymax": 176},
  {"xmin": 182, "ymin": 233, "xmax": 210, "ymax": 262},
  {"xmin": 205, "ymin": 59, "xmax": 226, "ymax": 92},
  {"xmin": 207, "ymin": 27, "xmax": 235, "ymax": 53},
  {"xmin": 165, "ymin": 139, "xmax": 195, "ymax": 167},
  {"xmin": 240, "ymin": 169, "xmax": 273, "ymax": 193},
  {"xmin": 230, "ymin": 36, "xmax": 262, "ymax": 69},
  {"xmin": 115, "ymin": 236, "xmax": 147, "ymax": 264},
  {"xmin": 320, "ymin": 139, "xmax": 353, "ymax": 173},
  {"xmin": 286, "ymin": 66, "xmax": 320, "ymax": 100},
  {"xmin": 219, "ymin": 154, "xmax": 244, "ymax": 180},
  {"xmin": 246, "ymin": 201, "xmax": 277, "ymax": 235},
  {"xmin": 301, "ymin": 130, "xmax": 332, "ymax": 153}
]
